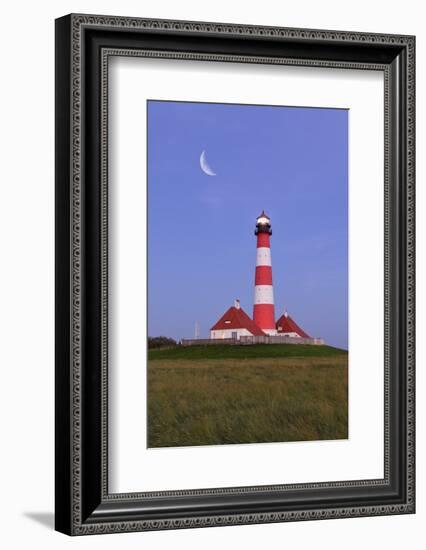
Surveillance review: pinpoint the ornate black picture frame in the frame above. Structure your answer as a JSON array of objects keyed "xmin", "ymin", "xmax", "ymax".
[{"xmin": 55, "ymin": 13, "xmax": 415, "ymax": 535}]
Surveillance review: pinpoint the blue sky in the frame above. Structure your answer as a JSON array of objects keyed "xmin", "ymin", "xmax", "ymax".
[{"xmin": 148, "ymin": 100, "xmax": 348, "ymax": 349}]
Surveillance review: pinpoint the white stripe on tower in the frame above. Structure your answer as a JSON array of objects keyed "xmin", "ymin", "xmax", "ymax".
[
  {"xmin": 254, "ymin": 285, "xmax": 274, "ymax": 304},
  {"xmin": 253, "ymin": 211, "xmax": 277, "ymax": 335},
  {"xmin": 256, "ymin": 247, "xmax": 272, "ymax": 266}
]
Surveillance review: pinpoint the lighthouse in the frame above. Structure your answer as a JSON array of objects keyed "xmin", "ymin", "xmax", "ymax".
[
  {"xmin": 206, "ymin": 210, "xmax": 323, "ymax": 345},
  {"xmin": 253, "ymin": 211, "xmax": 277, "ymax": 335}
]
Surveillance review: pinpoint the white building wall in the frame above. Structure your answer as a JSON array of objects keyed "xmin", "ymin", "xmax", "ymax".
[
  {"xmin": 210, "ymin": 328, "xmax": 252, "ymax": 340},
  {"xmin": 277, "ymin": 326, "xmax": 302, "ymax": 337},
  {"xmin": 263, "ymin": 328, "xmax": 278, "ymax": 336}
]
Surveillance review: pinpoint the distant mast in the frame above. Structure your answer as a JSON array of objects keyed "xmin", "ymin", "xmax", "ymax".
[
  {"xmin": 253, "ymin": 211, "xmax": 277, "ymax": 335},
  {"xmin": 194, "ymin": 320, "xmax": 200, "ymax": 339}
]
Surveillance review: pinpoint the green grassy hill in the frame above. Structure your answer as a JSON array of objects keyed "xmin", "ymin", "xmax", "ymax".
[
  {"xmin": 148, "ymin": 343, "xmax": 347, "ymax": 361},
  {"xmin": 147, "ymin": 344, "xmax": 348, "ymax": 448}
]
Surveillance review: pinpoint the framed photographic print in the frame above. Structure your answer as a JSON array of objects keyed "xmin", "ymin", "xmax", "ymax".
[{"xmin": 55, "ymin": 14, "xmax": 415, "ymax": 535}]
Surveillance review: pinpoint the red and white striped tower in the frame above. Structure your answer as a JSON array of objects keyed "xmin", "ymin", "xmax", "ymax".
[{"xmin": 253, "ymin": 211, "xmax": 277, "ymax": 335}]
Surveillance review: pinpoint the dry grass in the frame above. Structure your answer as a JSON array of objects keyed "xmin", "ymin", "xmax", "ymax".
[{"xmin": 147, "ymin": 352, "xmax": 348, "ymax": 448}]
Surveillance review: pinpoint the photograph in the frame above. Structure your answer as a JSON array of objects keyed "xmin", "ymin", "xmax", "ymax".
[{"xmin": 147, "ymin": 99, "xmax": 349, "ymax": 448}]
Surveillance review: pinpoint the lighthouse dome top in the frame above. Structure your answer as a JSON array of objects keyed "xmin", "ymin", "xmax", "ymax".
[
  {"xmin": 256, "ymin": 210, "xmax": 270, "ymax": 225},
  {"xmin": 255, "ymin": 210, "xmax": 272, "ymax": 236}
]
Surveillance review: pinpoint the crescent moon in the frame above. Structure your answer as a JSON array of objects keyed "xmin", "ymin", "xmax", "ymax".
[{"xmin": 200, "ymin": 150, "xmax": 216, "ymax": 176}]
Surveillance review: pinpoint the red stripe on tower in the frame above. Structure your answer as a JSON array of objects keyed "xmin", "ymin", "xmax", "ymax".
[
  {"xmin": 255, "ymin": 265, "xmax": 273, "ymax": 286},
  {"xmin": 253, "ymin": 211, "xmax": 277, "ymax": 335}
]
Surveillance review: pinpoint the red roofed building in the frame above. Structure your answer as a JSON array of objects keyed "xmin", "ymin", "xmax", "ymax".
[
  {"xmin": 276, "ymin": 311, "xmax": 310, "ymax": 338},
  {"xmin": 210, "ymin": 300, "xmax": 265, "ymax": 340}
]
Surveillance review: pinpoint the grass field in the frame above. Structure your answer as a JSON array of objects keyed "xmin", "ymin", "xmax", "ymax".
[{"xmin": 147, "ymin": 344, "xmax": 348, "ymax": 448}]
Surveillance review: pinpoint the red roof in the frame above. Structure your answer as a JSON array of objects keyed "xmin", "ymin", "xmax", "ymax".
[
  {"xmin": 211, "ymin": 306, "xmax": 265, "ymax": 336},
  {"xmin": 276, "ymin": 313, "xmax": 310, "ymax": 338}
]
